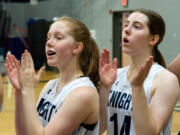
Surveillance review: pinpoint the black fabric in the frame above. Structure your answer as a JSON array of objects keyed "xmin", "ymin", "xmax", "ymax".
[{"xmin": 80, "ymin": 123, "xmax": 97, "ymax": 131}]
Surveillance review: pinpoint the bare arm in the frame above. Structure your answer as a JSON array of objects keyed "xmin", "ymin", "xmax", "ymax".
[
  {"xmin": 5, "ymin": 52, "xmax": 45, "ymax": 135},
  {"xmin": 130, "ymin": 56, "xmax": 180, "ymax": 135},
  {"xmin": 5, "ymin": 54, "xmax": 25, "ymax": 135},
  {"xmin": 18, "ymin": 51, "xmax": 99, "ymax": 135},
  {"xmin": 99, "ymin": 86, "xmax": 110, "ymax": 135},
  {"xmin": 21, "ymin": 87, "xmax": 99, "ymax": 135},
  {"xmin": 167, "ymin": 54, "xmax": 180, "ymax": 83},
  {"xmin": 99, "ymin": 48, "xmax": 117, "ymax": 134}
]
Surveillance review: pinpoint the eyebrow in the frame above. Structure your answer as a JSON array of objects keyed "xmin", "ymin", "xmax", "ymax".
[
  {"xmin": 47, "ymin": 31, "xmax": 64, "ymax": 37},
  {"xmin": 125, "ymin": 20, "xmax": 144, "ymax": 27}
]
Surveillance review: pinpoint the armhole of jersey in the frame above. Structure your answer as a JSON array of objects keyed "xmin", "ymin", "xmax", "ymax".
[{"xmin": 80, "ymin": 122, "xmax": 98, "ymax": 131}]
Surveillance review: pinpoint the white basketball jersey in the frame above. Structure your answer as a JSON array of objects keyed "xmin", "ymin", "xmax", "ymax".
[
  {"xmin": 107, "ymin": 63, "xmax": 172, "ymax": 135},
  {"xmin": 37, "ymin": 76, "xmax": 99, "ymax": 135}
]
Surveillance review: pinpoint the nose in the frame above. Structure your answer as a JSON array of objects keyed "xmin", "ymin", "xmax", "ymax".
[
  {"xmin": 123, "ymin": 25, "xmax": 131, "ymax": 35},
  {"xmin": 46, "ymin": 37, "xmax": 53, "ymax": 47}
]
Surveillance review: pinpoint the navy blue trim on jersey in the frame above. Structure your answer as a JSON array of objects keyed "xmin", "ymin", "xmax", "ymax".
[{"xmin": 80, "ymin": 122, "xmax": 97, "ymax": 131}]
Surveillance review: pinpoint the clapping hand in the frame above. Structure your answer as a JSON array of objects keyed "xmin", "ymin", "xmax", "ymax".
[
  {"xmin": 99, "ymin": 48, "xmax": 118, "ymax": 88},
  {"xmin": 130, "ymin": 56, "xmax": 153, "ymax": 88}
]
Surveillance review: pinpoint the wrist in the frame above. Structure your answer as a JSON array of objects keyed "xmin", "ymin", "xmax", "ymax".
[
  {"xmin": 21, "ymin": 87, "xmax": 34, "ymax": 95},
  {"xmin": 131, "ymin": 85, "xmax": 144, "ymax": 93},
  {"xmin": 100, "ymin": 81, "xmax": 113, "ymax": 89},
  {"xmin": 99, "ymin": 85, "xmax": 111, "ymax": 97},
  {"xmin": 15, "ymin": 89, "xmax": 23, "ymax": 95}
]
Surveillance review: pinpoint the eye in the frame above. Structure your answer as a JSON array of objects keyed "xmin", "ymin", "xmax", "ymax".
[
  {"xmin": 56, "ymin": 36, "xmax": 62, "ymax": 40},
  {"xmin": 135, "ymin": 25, "xmax": 140, "ymax": 29},
  {"xmin": 124, "ymin": 23, "xmax": 128, "ymax": 27},
  {"xmin": 134, "ymin": 23, "xmax": 142, "ymax": 29}
]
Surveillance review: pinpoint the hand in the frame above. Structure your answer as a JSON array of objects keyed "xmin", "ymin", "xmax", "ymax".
[
  {"xmin": 5, "ymin": 54, "xmax": 21, "ymax": 91},
  {"xmin": 99, "ymin": 48, "xmax": 118, "ymax": 88},
  {"xmin": 130, "ymin": 56, "xmax": 153, "ymax": 87},
  {"xmin": 19, "ymin": 50, "xmax": 45, "ymax": 90}
]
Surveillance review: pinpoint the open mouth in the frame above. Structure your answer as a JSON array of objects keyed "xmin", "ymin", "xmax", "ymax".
[
  {"xmin": 47, "ymin": 50, "xmax": 56, "ymax": 56},
  {"xmin": 123, "ymin": 37, "xmax": 129, "ymax": 43}
]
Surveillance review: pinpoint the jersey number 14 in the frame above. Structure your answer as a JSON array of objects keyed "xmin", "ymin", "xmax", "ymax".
[{"xmin": 110, "ymin": 113, "xmax": 131, "ymax": 135}]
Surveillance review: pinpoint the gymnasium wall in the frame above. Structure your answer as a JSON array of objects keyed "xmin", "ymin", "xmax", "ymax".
[
  {"xmin": 4, "ymin": 0, "xmax": 180, "ymax": 64},
  {"xmin": 72, "ymin": 0, "xmax": 180, "ymax": 64}
]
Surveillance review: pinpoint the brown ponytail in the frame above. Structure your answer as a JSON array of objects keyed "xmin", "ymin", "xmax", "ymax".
[
  {"xmin": 136, "ymin": 9, "xmax": 166, "ymax": 67},
  {"xmin": 152, "ymin": 46, "xmax": 166, "ymax": 67},
  {"xmin": 79, "ymin": 37, "xmax": 100, "ymax": 90},
  {"xmin": 58, "ymin": 16, "xmax": 100, "ymax": 90}
]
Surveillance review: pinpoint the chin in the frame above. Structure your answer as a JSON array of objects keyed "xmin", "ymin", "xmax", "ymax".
[
  {"xmin": 47, "ymin": 61, "xmax": 56, "ymax": 67},
  {"xmin": 122, "ymin": 48, "xmax": 130, "ymax": 54}
]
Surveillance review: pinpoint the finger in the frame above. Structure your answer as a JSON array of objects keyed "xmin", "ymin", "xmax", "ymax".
[
  {"xmin": 24, "ymin": 51, "xmax": 29, "ymax": 69},
  {"xmin": 21, "ymin": 53, "xmax": 26, "ymax": 70},
  {"xmin": 5, "ymin": 55, "xmax": 10, "ymax": 67},
  {"xmin": 4, "ymin": 63, "xmax": 10, "ymax": 74},
  {"xmin": 4, "ymin": 63, "xmax": 8, "ymax": 71},
  {"xmin": 15, "ymin": 59, "xmax": 20, "ymax": 72},
  {"xmin": 27, "ymin": 52, "xmax": 34, "ymax": 69},
  {"xmin": 24, "ymin": 49, "xmax": 31, "ymax": 69},
  {"xmin": 7, "ymin": 55, "xmax": 14, "ymax": 67},
  {"xmin": 23, "ymin": 50, "xmax": 29, "ymax": 68},
  {"xmin": 144, "ymin": 56, "xmax": 153, "ymax": 73},
  {"xmin": 5, "ymin": 55, "xmax": 13, "ymax": 71},
  {"xmin": 99, "ymin": 57, "xmax": 103, "ymax": 69},
  {"xmin": 139, "ymin": 65, "xmax": 145, "ymax": 75},
  {"xmin": 11, "ymin": 55, "xmax": 19, "ymax": 68},
  {"xmin": 147, "ymin": 56, "xmax": 154, "ymax": 67},
  {"xmin": 24, "ymin": 49, "xmax": 28, "ymax": 53},
  {"xmin": 36, "ymin": 66, "xmax": 46, "ymax": 81},
  {"xmin": 24, "ymin": 51, "xmax": 30, "ymax": 69},
  {"xmin": 104, "ymin": 48, "xmax": 110, "ymax": 64},
  {"xmin": 100, "ymin": 49, "xmax": 106, "ymax": 65},
  {"xmin": 139, "ymin": 56, "xmax": 153, "ymax": 79},
  {"xmin": 113, "ymin": 58, "xmax": 118, "ymax": 70},
  {"xmin": 10, "ymin": 55, "xmax": 17, "ymax": 69},
  {"xmin": 101, "ymin": 48, "xmax": 106, "ymax": 66},
  {"xmin": 11, "ymin": 55, "xmax": 18, "ymax": 63},
  {"xmin": 100, "ymin": 49, "xmax": 106, "ymax": 66}
]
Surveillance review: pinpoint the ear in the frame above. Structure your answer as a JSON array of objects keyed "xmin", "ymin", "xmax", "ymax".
[
  {"xmin": 149, "ymin": 34, "xmax": 159, "ymax": 47},
  {"xmin": 72, "ymin": 42, "xmax": 83, "ymax": 55}
]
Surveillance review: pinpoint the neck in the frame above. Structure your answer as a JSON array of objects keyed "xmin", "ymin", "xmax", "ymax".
[
  {"xmin": 57, "ymin": 62, "xmax": 84, "ymax": 90},
  {"xmin": 60, "ymin": 70, "xmax": 83, "ymax": 83}
]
